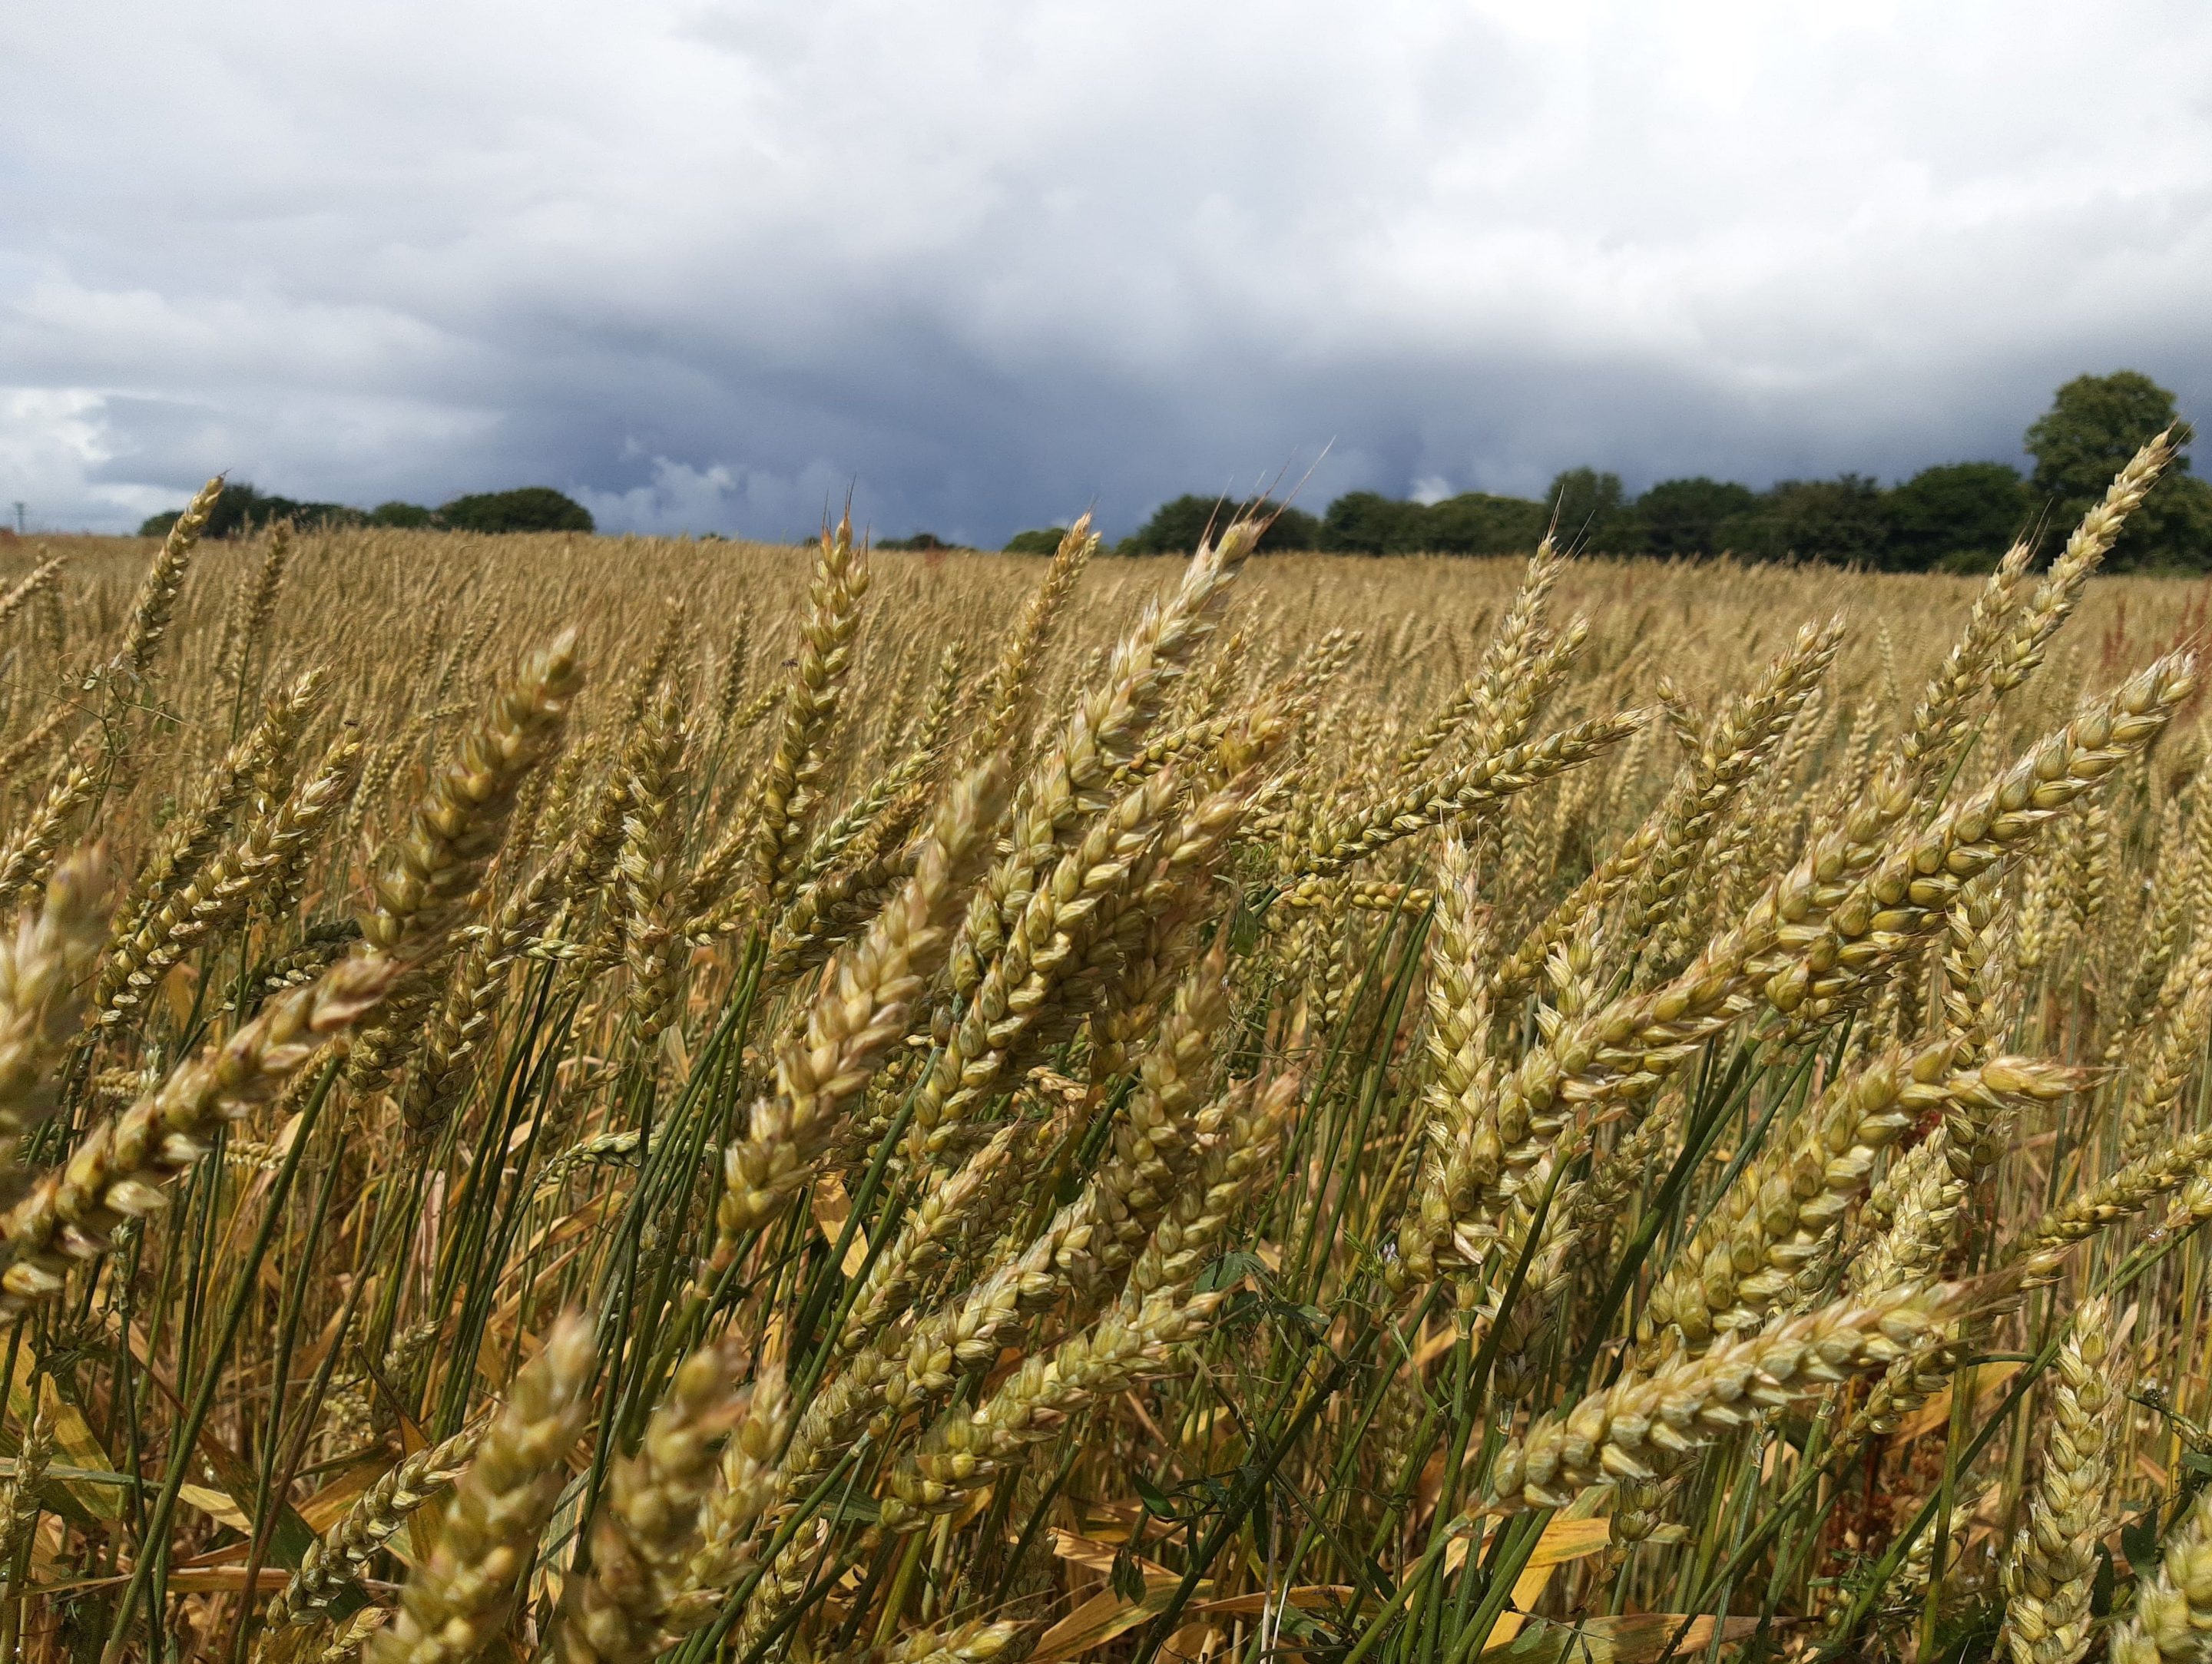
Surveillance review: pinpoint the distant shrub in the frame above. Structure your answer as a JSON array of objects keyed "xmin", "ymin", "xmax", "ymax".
[
  {"xmin": 369, "ymin": 501, "xmax": 437, "ymax": 528},
  {"xmin": 1003, "ymin": 527, "xmax": 1068, "ymax": 554},
  {"xmin": 879, "ymin": 532, "xmax": 951, "ymax": 551},
  {"xmin": 1883, "ymin": 462, "xmax": 2028, "ymax": 570},
  {"xmin": 1718, "ymin": 475, "xmax": 1890, "ymax": 565},
  {"xmin": 438, "ymin": 488, "xmax": 595, "ymax": 534},
  {"xmin": 1120, "ymin": 496, "xmax": 1320, "ymax": 554},
  {"xmin": 138, "ymin": 482, "xmax": 359, "ymax": 540},
  {"xmin": 1422, "ymin": 492, "xmax": 1549, "ymax": 555},
  {"xmin": 1321, "ymin": 492, "xmax": 1426, "ymax": 554},
  {"xmin": 1634, "ymin": 478, "xmax": 1761, "ymax": 559}
]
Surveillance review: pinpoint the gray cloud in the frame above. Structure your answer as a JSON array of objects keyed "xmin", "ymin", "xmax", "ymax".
[{"xmin": 5, "ymin": 1, "xmax": 2212, "ymax": 539}]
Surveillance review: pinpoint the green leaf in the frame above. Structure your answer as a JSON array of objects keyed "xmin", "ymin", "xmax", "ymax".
[
  {"xmin": 1111, "ymin": 1547, "xmax": 1147, "ymax": 1604},
  {"xmin": 1197, "ymin": 1250, "xmax": 1264, "ymax": 1295},
  {"xmin": 2123, "ymin": 1504, "xmax": 2161, "ymax": 1572}
]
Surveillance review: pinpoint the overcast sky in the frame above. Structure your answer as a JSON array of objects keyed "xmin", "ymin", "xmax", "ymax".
[{"xmin": 6, "ymin": 2, "xmax": 2212, "ymax": 541}]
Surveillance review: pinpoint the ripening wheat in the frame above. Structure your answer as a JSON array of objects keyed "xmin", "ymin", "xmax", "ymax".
[{"xmin": 0, "ymin": 445, "xmax": 2205, "ymax": 1664}]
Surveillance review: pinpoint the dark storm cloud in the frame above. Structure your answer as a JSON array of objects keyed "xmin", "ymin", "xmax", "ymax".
[{"xmin": 6, "ymin": 1, "xmax": 2212, "ymax": 539}]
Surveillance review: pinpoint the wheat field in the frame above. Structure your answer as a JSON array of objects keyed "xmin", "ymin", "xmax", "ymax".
[{"xmin": 0, "ymin": 452, "xmax": 2207, "ymax": 1664}]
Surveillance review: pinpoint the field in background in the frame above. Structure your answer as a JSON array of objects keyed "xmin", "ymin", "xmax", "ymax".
[
  {"xmin": 0, "ymin": 478, "xmax": 2209, "ymax": 1662},
  {"xmin": 28, "ymin": 528, "xmax": 2212, "ymax": 732}
]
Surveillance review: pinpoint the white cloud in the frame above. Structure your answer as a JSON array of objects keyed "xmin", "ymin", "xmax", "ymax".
[
  {"xmin": 0, "ymin": 389, "xmax": 164, "ymax": 531},
  {"xmin": 4, "ymin": 1, "xmax": 2212, "ymax": 533}
]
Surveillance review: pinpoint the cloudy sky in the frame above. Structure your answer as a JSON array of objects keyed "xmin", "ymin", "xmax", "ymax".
[{"xmin": 6, "ymin": 2, "xmax": 2212, "ymax": 541}]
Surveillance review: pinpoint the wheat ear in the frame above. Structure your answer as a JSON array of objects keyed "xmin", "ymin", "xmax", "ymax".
[
  {"xmin": 2000, "ymin": 1298, "xmax": 2118, "ymax": 1664},
  {"xmin": 0, "ymin": 957, "xmax": 392, "ymax": 1312},
  {"xmin": 369, "ymin": 1315, "xmax": 597, "ymax": 1664},
  {"xmin": 1491, "ymin": 1282, "xmax": 1962, "ymax": 1511},
  {"xmin": 263, "ymin": 1421, "xmax": 487, "ymax": 1634},
  {"xmin": 2108, "ymin": 1488, "xmax": 2212, "ymax": 1664},
  {"xmin": 555, "ymin": 1339, "xmax": 742, "ymax": 1663}
]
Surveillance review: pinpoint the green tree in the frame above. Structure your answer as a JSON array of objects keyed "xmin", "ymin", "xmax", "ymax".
[
  {"xmin": 1883, "ymin": 462, "xmax": 2028, "ymax": 571},
  {"xmin": 1725, "ymin": 475, "xmax": 1890, "ymax": 565},
  {"xmin": 1545, "ymin": 468, "xmax": 1641, "ymax": 550},
  {"xmin": 1320, "ymin": 491, "xmax": 1426, "ymax": 554},
  {"xmin": 369, "ymin": 501, "xmax": 436, "ymax": 528},
  {"xmin": 1119, "ymin": 496, "xmax": 1320, "ymax": 554},
  {"xmin": 437, "ymin": 487, "xmax": 595, "ymax": 534},
  {"xmin": 1633, "ymin": 478, "xmax": 1760, "ymax": 560},
  {"xmin": 1003, "ymin": 527, "xmax": 1068, "ymax": 554},
  {"xmin": 137, "ymin": 482, "xmax": 359, "ymax": 539},
  {"xmin": 2025, "ymin": 371, "xmax": 2210, "ymax": 569},
  {"xmin": 1422, "ymin": 492, "xmax": 1548, "ymax": 554}
]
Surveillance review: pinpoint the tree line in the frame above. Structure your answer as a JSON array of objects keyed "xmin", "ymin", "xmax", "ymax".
[
  {"xmin": 137, "ymin": 483, "xmax": 596, "ymax": 538},
  {"xmin": 134, "ymin": 371, "xmax": 2209, "ymax": 564},
  {"xmin": 1010, "ymin": 371, "xmax": 2212, "ymax": 571}
]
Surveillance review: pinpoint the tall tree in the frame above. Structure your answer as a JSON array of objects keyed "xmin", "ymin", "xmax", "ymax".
[
  {"xmin": 1422, "ymin": 491, "xmax": 1548, "ymax": 554},
  {"xmin": 1321, "ymin": 491, "xmax": 1426, "ymax": 555},
  {"xmin": 1634, "ymin": 478, "xmax": 1760, "ymax": 559},
  {"xmin": 2024, "ymin": 370, "xmax": 2212, "ymax": 570},
  {"xmin": 1121, "ymin": 495, "xmax": 1319, "ymax": 554},
  {"xmin": 1730, "ymin": 476, "xmax": 1891, "ymax": 565},
  {"xmin": 1884, "ymin": 461, "xmax": 2028, "ymax": 570},
  {"xmin": 1547, "ymin": 468, "xmax": 1642, "ymax": 551}
]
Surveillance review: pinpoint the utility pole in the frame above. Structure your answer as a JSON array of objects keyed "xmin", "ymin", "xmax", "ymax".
[{"xmin": 9, "ymin": 503, "xmax": 22, "ymax": 535}]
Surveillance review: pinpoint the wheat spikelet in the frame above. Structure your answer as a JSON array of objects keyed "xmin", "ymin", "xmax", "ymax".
[
  {"xmin": 747, "ymin": 515, "xmax": 871, "ymax": 915},
  {"xmin": 263, "ymin": 1421, "xmax": 487, "ymax": 1634},
  {"xmin": 555, "ymin": 1339, "xmax": 742, "ymax": 1663},
  {"xmin": 0, "ymin": 759, "xmax": 98, "ymax": 902},
  {"xmin": 0, "ymin": 957, "xmax": 392, "ymax": 1311},
  {"xmin": 0, "ymin": 554, "xmax": 62, "ymax": 641},
  {"xmin": 2110, "ymin": 1489, "xmax": 2212, "ymax": 1664},
  {"xmin": 0, "ymin": 850, "xmax": 109, "ymax": 1206},
  {"xmin": 98, "ymin": 736, "xmax": 359, "ymax": 1025},
  {"xmin": 664, "ymin": 1361, "xmax": 789, "ymax": 1636},
  {"xmin": 970, "ymin": 516, "xmax": 1095, "ymax": 767},
  {"xmin": 712, "ymin": 759, "xmax": 1002, "ymax": 1253},
  {"xmin": 349, "ymin": 630, "xmax": 582, "ymax": 1091},
  {"xmin": 119, "ymin": 474, "xmax": 222, "ymax": 677},
  {"xmin": 369, "ymin": 1315, "xmax": 596, "ymax": 1664},
  {"xmin": 1994, "ymin": 432, "xmax": 2181, "ymax": 693},
  {"xmin": 1491, "ymin": 1283, "xmax": 1962, "ymax": 1510},
  {"xmin": 2013, "ymin": 1127, "xmax": 2212, "ymax": 1280},
  {"xmin": 1641, "ymin": 1044, "xmax": 2075, "ymax": 1358},
  {"xmin": 0, "ymin": 1405, "xmax": 51, "ymax": 1594},
  {"xmin": 879, "ymin": 1286, "xmax": 1224, "ymax": 1530},
  {"xmin": 1300, "ymin": 709, "xmax": 1647, "ymax": 878},
  {"xmin": 2000, "ymin": 1298, "xmax": 2118, "ymax": 1664}
]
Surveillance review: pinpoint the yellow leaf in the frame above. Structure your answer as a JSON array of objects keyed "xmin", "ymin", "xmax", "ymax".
[
  {"xmin": 1479, "ymin": 1612, "xmax": 1760, "ymax": 1660},
  {"xmin": 1898, "ymin": 1359, "xmax": 2022, "ymax": 1444},
  {"xmin": 1031, "ymin": 1572, "xmax": 1214, "ymax": 1664},
  {"xmin": 1487, "ymin": 1493, "xmax": 1610, "ymax": 1647},
  {"xmin": 298, "ymin": 1454, "xmax": 398, "ymax": 1532},
  {"xmin": 1048, "ymin": 1530, "xmax": 1169, "ymax": 1576},
  {"xmin": 177, "ymin": 1484, "xmax": 251, "ymax": 1532},
  {"xmin": 160, "ymin": 1566, "xmax": 294, "ymax": 1594},
  {"xmin": 5, "ymin": 1351, "xmax": 122, "ymax": 1520},
  {"xmin": 1445, "ymin": 1513, "xmax": 1610, "ymax": 1575},
  {"xmin": 1187, "ymin": 1586, "xmax": 1353, "ymax": 1617},
  {"xmin": 811, "ymin": 1175, "xmax": 868, "ymax": 1275}
]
